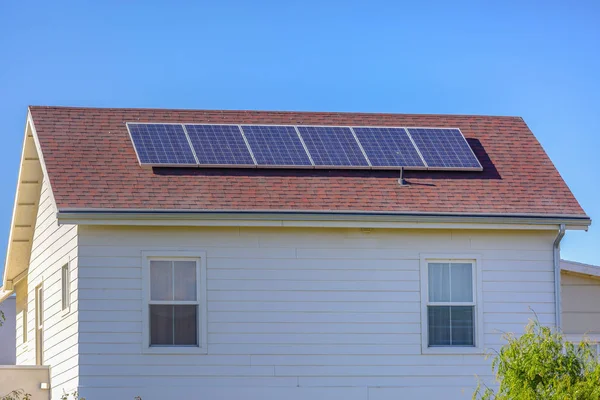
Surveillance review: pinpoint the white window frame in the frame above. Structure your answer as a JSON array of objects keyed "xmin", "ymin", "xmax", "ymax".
[
  {"xmin": 141, "ymin": 250, "xmax": 207, "ymax": 355},
  {"xmin": 61, "ymin": 262, "xmax": 71, "ymax": 314},
  {"xmin": 420, "ymin": 254, "xmax": 484, "ymax": 354}
]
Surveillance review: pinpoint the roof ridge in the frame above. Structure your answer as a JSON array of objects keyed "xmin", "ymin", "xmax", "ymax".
[{"xmin": 27, "ymin": 105, "xmax": 522, "ymax": 120}]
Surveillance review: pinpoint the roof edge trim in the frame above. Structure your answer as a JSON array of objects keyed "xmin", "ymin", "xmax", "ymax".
[
  {"xmin": 56, "ymin": 209, "xmax": 591, "ymax": 230},
  {"xmin": 561, "ymin": 259, "xmax": 600, "ymax": 278}
]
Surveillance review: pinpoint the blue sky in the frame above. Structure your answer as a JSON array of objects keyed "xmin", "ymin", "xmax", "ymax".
[{"xmin": 0, "ymin": 0, "xmax": 598, "ymax": 278}]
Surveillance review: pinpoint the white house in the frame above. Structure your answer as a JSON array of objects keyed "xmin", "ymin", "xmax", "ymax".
[{"xmin": 0, "ymin": 106, "xmax": 591, "ymax": 400}]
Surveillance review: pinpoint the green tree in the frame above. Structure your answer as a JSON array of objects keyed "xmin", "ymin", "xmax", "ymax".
[{"xmin": 474, "ymin": 319, "xmax": 600, "ymax": 400}]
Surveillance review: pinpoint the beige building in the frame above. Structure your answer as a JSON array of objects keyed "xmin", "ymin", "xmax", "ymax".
[{"xmin": 561, "ymin": 259, "xmax": 600, "ymax": 348}]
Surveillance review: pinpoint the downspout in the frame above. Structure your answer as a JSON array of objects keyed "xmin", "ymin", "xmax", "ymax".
[{"xmin": 553, "ymin": 224, "xmax": 566, "ymax": 329}]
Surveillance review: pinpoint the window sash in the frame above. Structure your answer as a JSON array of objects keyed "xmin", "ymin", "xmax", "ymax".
[
  {"xmin": 428, "ymin": 305, "xmax": 475, "ymax": 347},
  {"xmin": 150, "ymin": 260, "xmax": 197, "ymax": 302},
  {"xmin": 428, "ymin": 262, "xmax": 474, "ymax": 303},
  {"xmin": 150, "ymin": 304, "xmax": 199, "ymax": 347}
]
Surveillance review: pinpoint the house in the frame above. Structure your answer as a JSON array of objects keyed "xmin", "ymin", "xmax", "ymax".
[
  {"xmin": 560, "ymin": 259, "xmax": 600, "ymax": 348},
  {"xmin": 0, "ymin": 106, "xmax": 591, "ymax": 400}
]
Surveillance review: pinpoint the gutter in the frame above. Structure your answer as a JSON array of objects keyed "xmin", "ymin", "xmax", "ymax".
[
  {"xmin": 553, "ymin": 224, "xmax": 566, "ymax": 329},
  {"xmin": 55, "ymin": 209, "xmax": 592, "ymax": 229}
]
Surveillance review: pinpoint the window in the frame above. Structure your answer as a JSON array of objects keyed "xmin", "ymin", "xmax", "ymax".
[
  {"xmin": 420, "ymin": 255, "xmax": 483, "ymax": 354},
  {"xmin": 142, "ymin": 252, "xmax": 207, "ymax": 354},
  {"xmin": 35, "ymin": 284, "xmax": 44, "ymax": 365},
  {"xmin": 61, "ymin": 263, "xmax": 70, "ymax": 311},
  {"xmin": 22, "ymin": 309, "xmax": 27, "ymax": 343}
]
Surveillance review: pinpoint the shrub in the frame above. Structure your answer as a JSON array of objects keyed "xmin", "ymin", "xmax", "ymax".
[
  {"xmin": 474, "ymin": 319, "xmax": 600, "ymax": 400},
  {"xmin": 0, "ymin": 390, "xmax": 30, "ymax": 400}
]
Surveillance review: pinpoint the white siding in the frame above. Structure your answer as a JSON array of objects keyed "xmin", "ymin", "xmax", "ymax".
[
  {"xmin": 76, "ymin": 225, "xmax": 556, "ymax": 400},
  {"xmin": 15, "ymin": 180, "xmax": 79, "ymax": 399}
]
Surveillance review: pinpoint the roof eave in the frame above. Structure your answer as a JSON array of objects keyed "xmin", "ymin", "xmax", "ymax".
[
  {"xmin": 561, "ymin": 259, "xmax": 600, "ymax": 278},
  {"xmin": 56, "ymin": 209, "xmax": 591, "ymax": 230}
]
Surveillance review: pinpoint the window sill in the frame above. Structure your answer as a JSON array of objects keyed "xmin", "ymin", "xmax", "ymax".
[
  {"xmin": 421, "ymin": 346, "xmax": 486, "ymax": 355},
  {"xmin": 142, "ymin": 346, "xmax": 207, "ymax": 355}
]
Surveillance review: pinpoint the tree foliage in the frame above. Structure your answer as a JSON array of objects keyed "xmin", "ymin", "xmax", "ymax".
[
  {"xmin": 474, "ymin": 319, "xmax": 600, "ymax": 400},
  {"xmin": 0, "ymin": 390, "xmax": 30, "ymax": 400}
]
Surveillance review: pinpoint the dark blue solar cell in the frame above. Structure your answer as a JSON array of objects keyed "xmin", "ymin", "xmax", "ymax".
[
  {"xmin": 127, "ymin": 123, "xmax": 197, "ymax": 165},
  {"xmin": 297, "ymin": 126, "xmax": 369, "ymax": 167},
  {"xmin": 353, "ymin": 127, "xmax": 425, "ymax": 168},
  {"xmin": 407, "ymin": 128, "xmax": 482, "ymax": 169},
  {"xmin": 185, "ymin": 124, "xmax": 255, "ymax": 166},
  {"xmin": 241, "ymin": 125, "xmax": 312, "ymax": 166}
]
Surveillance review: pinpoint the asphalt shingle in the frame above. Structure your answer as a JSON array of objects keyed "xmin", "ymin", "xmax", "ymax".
[{"xmin": 28, "ymin": 106, "xmax": 587, "ymax": 217}]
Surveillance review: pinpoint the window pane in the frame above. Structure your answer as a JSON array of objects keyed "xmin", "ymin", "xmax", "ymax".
[
  {"xmin": 150, "ymin": 261, "xmax": 173, "ymax": 301},
  {"xmin": 451, "ymin": 306, "xmax": 475, "ymax": 346},
  {"xmin": 150, "ymin": 305, "xmax": 173, "ymax": 345},
  {"xmin": 174, "ymin": 305, "xmax": 198, "ymax": 345},
  {"xmin": 174, "ymin": 261, "xmax": 197, "ymax": 301},
  {"xmin": 428, "ymin": 263, "xmax": 450, "ymax": 302},
  {"xmin": 450, "ymin": 263, "xmax": 473, "ymax": 302},
  {"xmin": 428, "ymin": 306, "xmax": 451, "ymax": 346},
  {"xmin": 62, "ymin": 265, "xmax": 69, "ymax": 310}
]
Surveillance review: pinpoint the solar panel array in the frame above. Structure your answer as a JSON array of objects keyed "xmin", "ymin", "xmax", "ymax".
[{"xmin": 127, "ymin": 123, "xmax": 482, "ymax": 171}]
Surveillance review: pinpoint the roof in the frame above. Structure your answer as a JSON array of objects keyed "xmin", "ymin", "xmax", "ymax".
[
  {"xmin": 561, "ymin": 259, "xmax": 600, "ymax": 278},
  {"xmin": 28, "ymin": 106, "xmax": 587, "ymax": 219}
]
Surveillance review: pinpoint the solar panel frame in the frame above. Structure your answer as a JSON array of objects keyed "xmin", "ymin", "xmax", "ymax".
[
  {"xmin": 241, "ymin": 125, "xmax": 314, "ymax": 168},
  {"xmin": 296, "ymin": 126, "xmax": 371, "ymax": 169},
  {"xmin": 405, "ymin": 127, "xmax": 483, "ymax": 171},
  {"xmin": 351, "ymin": 126, "xmax": 427, "ymax": 170},
  {"xmin": 184, "ymin": 123, "xmax": 257, "ymax": 168},
  {"xmin": 126, "ymin": 122, "xmax": 199, "ymax": 167}
]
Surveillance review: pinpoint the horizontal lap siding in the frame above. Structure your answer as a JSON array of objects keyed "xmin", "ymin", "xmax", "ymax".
[
  {"xmin": 77, "ymin": 226, "xmax": 555, "ymax": 400},
  {"xmin": 561, "ymin": 272, "xmax": 600, "ymax": 334},
  {"xmin": 15, "ymin": 180, "xmax": 79, "ymax": 399}
]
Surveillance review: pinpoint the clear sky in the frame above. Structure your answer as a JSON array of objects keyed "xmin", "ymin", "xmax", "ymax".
[{"xmin": 0, "ymin": 1, "xmax": 598, "ymax": 281}]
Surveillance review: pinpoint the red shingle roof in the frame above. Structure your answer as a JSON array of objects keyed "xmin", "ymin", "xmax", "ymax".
[{"xmin": 28, "ymin": 106, "xmax": 587, "ymax": 217}]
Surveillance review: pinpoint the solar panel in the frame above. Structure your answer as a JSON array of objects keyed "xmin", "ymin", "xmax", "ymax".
[
  {"xmin": 241, "ymin": 125, "xmax": 312, "ymax": 166},
  {"xmin": 127, "ymin": 123, "xmax": 197, "ymax": 165},
  {"xmin": 353, "ymin": 127, "xmax": 425, "ymax": 168},
  {"xmin": 297, "ymin": 126, "xmax": 369, "ymax": 167},
  {"xmin": 407, "ymin": 128, "xmax": 482, "ymax": 170},
  {"xmin": 184, "ymin": 124, "xmax": 255, "ymax": 166}
]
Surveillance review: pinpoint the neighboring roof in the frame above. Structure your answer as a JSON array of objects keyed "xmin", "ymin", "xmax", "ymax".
[
  {"xmin": 561, "ymin": 259, "xmax": 600, "ymax": 278},
  {"xmin": 28, "ymin": 106, "xmax": 588, "ymax": 219}
]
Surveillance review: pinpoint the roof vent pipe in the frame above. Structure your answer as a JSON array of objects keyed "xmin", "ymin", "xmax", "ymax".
[
  {"xmin": 398, "ymin": 167, "xmax": 407, "ymax": 186},
  {"xmin": 553, "ymin": 224, "xmax": 566, "ymax": 330}
]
